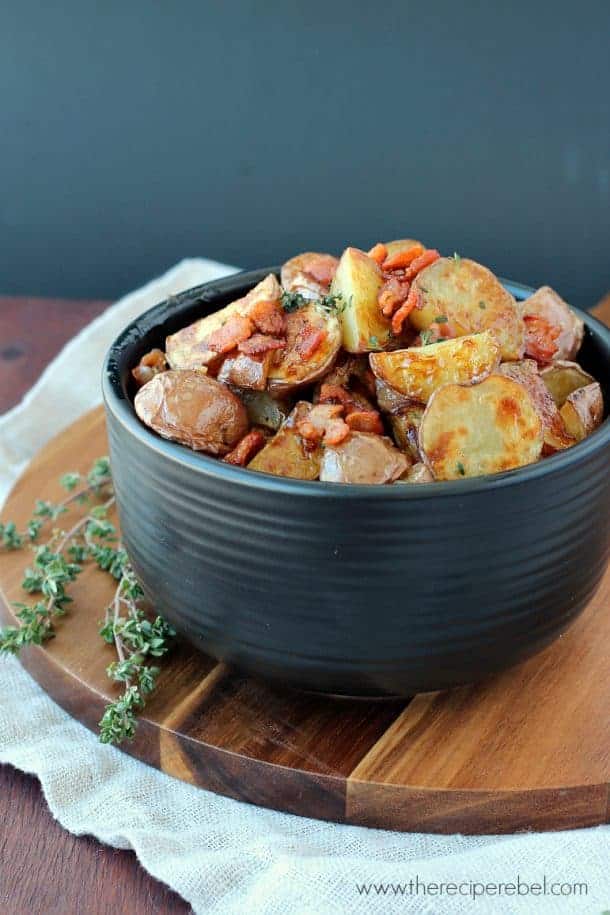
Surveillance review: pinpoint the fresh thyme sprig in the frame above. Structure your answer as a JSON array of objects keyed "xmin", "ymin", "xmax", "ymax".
[{"xmin": 0, "ymin": 456, "xmax": 175, "ymax": 745}]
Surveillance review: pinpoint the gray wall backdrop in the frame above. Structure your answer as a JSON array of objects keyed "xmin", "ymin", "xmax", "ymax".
[{"xmin": 2, "ymin": 2, "xmax": 609, "ymax": 306}]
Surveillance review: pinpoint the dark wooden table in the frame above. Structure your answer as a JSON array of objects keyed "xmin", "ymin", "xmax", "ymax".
[{"xmin": 0, "ymin": 297, "xmax": 190, "ymax": 915}]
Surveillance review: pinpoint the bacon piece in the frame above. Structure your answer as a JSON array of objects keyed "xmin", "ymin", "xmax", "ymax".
[
  {"xmin": 132, "ymin": 348, "xmax": 168, "ymax": 388},
  {"xmin": 318, "ymin": 382, "xmax": 353, "ymax": 409},
  {"xmin": 294, "ymin": 324, "xmax": 326, "ymax": 359},
  {"xmin": 206, "ymin": 314, "xmax": 254, "ymax": 354},
  {"xmin": 382, "ymin": 243, "xmax": 424, "ymax": 271},
  {"xmin": 378, "ymin": 275, "xmax": 410, "ymax": 317},
  {"xmin": 391, "ymin": 285, "xmax": 421, "ymax": 335},
  {"xmin": 404, "ymin": 248, "xmax": 440, "ymax": 280},
  {"xmin": 237, "ymin": 334, "xmax": 286, "ymax": 356},
  {"xmin": 523, "ymin": 314, "xmax": 560, "ymax": 364},
  {"xmin": 223, "ymin": 429, "xmax": 266, "ymax": 466},
  {"xmin": 296, "ymin": 403, "xmax": 350, "ymax": 446},
  {"xmin": 367, "ymin": 242, "xmax": 388, "ymax": 265},
  {"xmin": 245, "ymin": 297, "xmax": 286, "ymax": 336},
  {"xmin": 345, "ymin": 411, "xmax": 384, "ymax": 434}
]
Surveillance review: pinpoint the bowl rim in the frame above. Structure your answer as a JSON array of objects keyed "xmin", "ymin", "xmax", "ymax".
[{"xmin": 102, "ymin": 267, "xmax": 610, "ymax": 500}]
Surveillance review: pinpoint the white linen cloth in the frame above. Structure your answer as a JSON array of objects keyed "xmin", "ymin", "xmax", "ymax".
[{"xmin": 1, "ymin": 259, "xmax": 608, "ymax": 915}]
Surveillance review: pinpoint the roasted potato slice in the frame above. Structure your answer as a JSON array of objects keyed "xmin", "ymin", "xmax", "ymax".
[
  {"xmin": 383, "ymin": 238, "xmax": 424, "ymax": 259},
  {"xmin": 320, "ymin": 433, "xmax": 409, "ymax": 484},
  {"xmin": 267, "ymin": 302, "xmax": 341, "ymax": 394},
  {"xmin": 409, "ymin": 256, "xmax": 524, "ymax": 360},
  {"xmin": 236, "ymin": 390, "xmax": 291, "ymax": 431},
  {"xmin": 134, "ymin": 370, "xmax": 248, "ymax": 455},
  {"xmin": 560, "ymin": 383, "xmax": 604, "ymax": 442},
  {"xmin": 370, "ymin": 331, "xmax": 500, "ymax": 404},
  {"xmin": 499, "ymin": 360, "xmax": 574, "ymax": 453},
  {"xmin": 217, "ymin": 352, "xmax": 272, "ymax": 390},
  {"xmin": 281, "ymin": 252, "xmax": 339, "ymax": 299},
  {"xmin": 394, "ymin": 462, "xmax": 434, "ymax": 484},
  {"xmin": 375, "ymin": 377, "xmax": 414, "ymax": 414},
  {"xmin": 248, "ymin": 402, "xmax": 322, "ymax": 480},
  {"xmin": 521, "ymin": 286, "xmax": 584, "ymax": 361},
  {"xmin": 541, "ymin": 361, "xmax": 595, "ymax": 407},
  {"xmin": 389, "ymin": 406, "xmax": 425, "ymax": 460},
  {"xmin": 166, "ymin": 273, "xmax": 281, "ymax": 371},
  {"xmin": 330, "ymin": 247, "xmax": 392, "ymax": 353},
  {"xmin": 420, "ymin": 375, "xmax": 543, "ymax": 480}
]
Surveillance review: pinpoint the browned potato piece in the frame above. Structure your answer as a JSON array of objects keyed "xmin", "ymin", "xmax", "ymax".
[
  {"xmin": 165, "ymin": 274, "xmax": 281, "ymax": 371},
  {"xmin": 330, "ymin": 247, "xmax": 392, "ymax": 352},
  {"xmin": 420, "ymin": 376, "xmax": 543, "ymax": 480},
  {"xmin": 267, "ymin": 303, "xmax": 341, "ymax": 394},
  {"xmin": 409, "ymin": 257, "xmax": 525, "ymax": 360},
  {"xmin": 389, "ymin": 406, "xmax": 425, "ymax": 461},
  {"xmin": 540, "ymin": 361, "xmax": 595, "ymax": 407},
  {"xmin": 560, "ymin": 383, "xmax": 604, "ymax": 441},
  {"xmin": 248, "ymin": 402, "xmax": 322, "ymax": 480},
  {"xmin": 394, "ymin": 462, "xmax": 433, "ymax": 484},
  {"xmin": 499, "ymin": 360, "xmax": 574, "ymax": 453},
  {"xmin": 134, "ymin": 370, "xmax": 248, "ymax": 455},
  {"xmin": 370, "ymin": 331, "xmax": 500, "ymax": 404},
  {"xmin": 236, "ymin": 390, "xmax": 291, "ymax": 431},
  {"xmin": 521, "ymin": 286, "xmax": 584, "ymax": 361},
  {"xmin": 280, "ymin": 252, "xmax": 339, "ymax": 299},
  {"xmin": 382, "ymin": 238, "xmax": 424, "ymax": 259},
  {"xmin": 217, "ymin": 352, "xmax": 272, "ymax": 390},
  {"xmin": 320, "ymin": 433, "xmax": 409, "ymax": 484},
  {"xmin": 375, "ymin": 377, "xmax": 414, "ymax": 414}
]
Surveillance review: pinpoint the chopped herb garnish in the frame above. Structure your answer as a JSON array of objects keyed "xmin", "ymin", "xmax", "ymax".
[
  {"xmin": 368, "ymin": 335, "xmax": 379, "ymax": 348},
  {"xmin": 479, "ymin": 301, "xmax": 487, "ymax": 309},
  {"xmin": 420, "ymin": 330, "xmax": 435, "ymax": 346},
  {"xmin": 453, "ymin": 252, "xmax": 461, "ymax": 265},
  {"xmin": 456, "ymin": 461, "xmax": 466, "ymax": 476},
  {"xmin": 434, "ymin": 315, "xmax": 448, "ymax": 324},
  {"xmin": 318, "ymin": 293, "xmax": 346, "ymax": 315},
  {"xmin": 280, "ymin": 291, "xmax": 308, "ymax": 313}
]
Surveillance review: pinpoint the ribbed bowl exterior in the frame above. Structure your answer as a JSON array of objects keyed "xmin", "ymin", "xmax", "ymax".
[{"xmin": 103, "ymin": 270, "xmax": 610, "ymax": 696}]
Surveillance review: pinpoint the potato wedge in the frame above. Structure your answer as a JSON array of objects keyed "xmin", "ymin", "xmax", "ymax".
[
  {"xmin": 420, "ymin": 375, "xmax": 543, "ymax": 480},
  {"xmin": 560, "ymin": 383, "xmax": 604, "ymax": 442},
  {"xmin": 134, "ymin": 370, "xmax": 248, "ymax": 455},
  {"xmin": 236, "ymin": 390, "xmax": 292, "ymax": 431},
  {"xmin": 389, "ymin": 406, "xmax": 425, "ymax": 460},
  {"xmin": 409, "ymin": 256, "xmax": 524, "ymax": 360},
  {"xmin": 330, "ymin": 247, "xmax": 391, "ymax": 353},
  {"xmin": 281, "ymin": 252, "xmax": 339, "ymax": 299},
  {"xmin": 541, "ymin": 361, "xmax": 595, "ymax": 407},
  {"xmin": 248, "ymin": 402, "xmax": 322, "ymax": 480},
  {"xmin": 166, "ymin": 273, "xmax": 281, "ymax": 371},
  {"xmin": 521, "ymin": 286, "xmax": 584, "ymax": 361},
  {"xmin": 369, "ymin": 331, "xmax": 500, "ymax": 404},
  {"xmin": 499, "ymin": 360, "xmax": 574, "ymax": 453},
  {"xmin": 375, "ymin": 377, "xmax": 414, "ymax": 414},
  {"xmin": 267, "ymin": 302, "xmax": 341, "ymax": 394},
  {"xmin": 320, "ymin": 433, "xmax": 409, "ymax": 484},
  {"xmin": 382, "ymin": 238, "xmax": 424, "ymax": 259},
  {"xmin": 217, "ymin": 352, "xmax": 272, "ymax": 390}
]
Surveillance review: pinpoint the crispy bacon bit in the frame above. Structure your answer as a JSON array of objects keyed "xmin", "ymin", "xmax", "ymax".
[
  {"xmin": 296, "ymin": 403, "xmax": 350, "ymax": 446},
  {"xmin": 294, "ymin": 324, "xmax": 326, "ymax": 359},
  {"xmin": 131, "ymin": 348, "xmax": 168, "ymax": 388},
  {"xmin": 223, "ymin": 429, "xmax": 266, "ymax": 466},
  {"xmin": 237, "ymin": 334, "xmax": 286, "ymax": 356},
  {"xmin": 378, "ymin": 275, "xmax": 411, "ymax": 318},
  {"xmin": 382, "ymin": 243, "xmax": 424, "ymax": 271},
  {"xmin": 245, "ymin": 297, "xmax": 286, "ymax": 336},
  {"xmin": 523, "ymin": 314, "xmax": 560, "ymax": 364},
  {"xmin": 367, "ymin": 242, "xmax": 388, "ymax": 265},
  {"xmin": 345, "ymin": 411, "xmax": 384, "ymax": 434},
  {"xmin": 391, "ymin": 285, "xmax": 421, "ymax": 335},
  {"xmin": 318, "ymin": 382, "xmax": 353, "ymax": 409},
  {"xmin": 404, "ymin": 248, "xmax": 440, "ymax": 280},
  {"xmin": 206, "ymin": 314, "xmax": 254, "ymax": 354}
]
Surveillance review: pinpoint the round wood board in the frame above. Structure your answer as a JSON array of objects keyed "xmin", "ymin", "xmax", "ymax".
[{"xmin": 1, "ymin": 406, "xmax": 610, "ymax": 835}]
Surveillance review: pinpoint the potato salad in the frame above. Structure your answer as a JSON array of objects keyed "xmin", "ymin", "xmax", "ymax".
[{"xmin": 132, "ymin": 241, "xmax": 604, "ymax": 484}]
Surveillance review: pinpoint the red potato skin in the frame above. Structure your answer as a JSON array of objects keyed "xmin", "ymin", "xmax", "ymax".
[
  {"xmin": 280, "ymin": 252, "xmax": 339, "ymax": 298},
  {"xmin": 320, "ymin": 433, "xmax": 409, "ymax": 484},
  {"xmin": 521, "ymin": 286, "xmax": 584, "ymax": 361},
  {"xmin": 134, "ymin": 370, "xmax": 248, "ymax": 455}
]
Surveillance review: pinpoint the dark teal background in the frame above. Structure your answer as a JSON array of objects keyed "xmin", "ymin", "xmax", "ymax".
[{"xmin": 2, "ymin": 2, "xmax": 609, "ymax": 306}]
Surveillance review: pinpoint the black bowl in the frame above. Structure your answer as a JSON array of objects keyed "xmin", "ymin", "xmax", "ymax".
[{"xmin": 102, "ymin": 269, "xmax": 610, "ymax": 696}]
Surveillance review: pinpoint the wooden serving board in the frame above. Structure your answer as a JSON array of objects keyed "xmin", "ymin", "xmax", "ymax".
[{"xmin": 1, "ymin": 407, "xmax": 610, "ymax": 835}]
